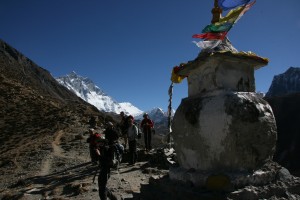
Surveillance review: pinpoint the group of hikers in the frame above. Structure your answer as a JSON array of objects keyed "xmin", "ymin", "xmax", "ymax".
[{"xmin": 86, "ymin": 111, "xmax": 154, "ymax": 200}]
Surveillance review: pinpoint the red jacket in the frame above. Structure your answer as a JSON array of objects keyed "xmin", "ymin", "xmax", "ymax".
[
  {"xmin": 87, "ymin": 133, "xmax": 101, "ymax": 146},
  {"xmin": 141, "ymin": 118, "xmax": 154, "ymax": 134}
]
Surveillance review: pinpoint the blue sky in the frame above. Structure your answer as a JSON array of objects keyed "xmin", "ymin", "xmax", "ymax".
[{"xmin": 1, "ymin": 0, "xmax": 300, "ymax": 112}]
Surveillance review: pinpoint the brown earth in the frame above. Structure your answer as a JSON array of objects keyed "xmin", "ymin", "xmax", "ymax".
[{"xmin": 0, "ymin": 122, "xmax": 171, "ymax": 200}]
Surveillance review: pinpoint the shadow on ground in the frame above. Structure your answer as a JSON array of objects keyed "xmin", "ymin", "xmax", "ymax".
[{"xmin": 10, "ymin": 162, "xmax": 97, "ymax": 197}]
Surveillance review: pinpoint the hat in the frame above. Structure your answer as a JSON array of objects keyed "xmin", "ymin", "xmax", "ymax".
[
  {"xmin": 143, "ymin": 113, "xmax": 148, "ymax": 117},
  {"xmin": 107, "ymin": 122, "xmax": 113, "ymax": 126}
]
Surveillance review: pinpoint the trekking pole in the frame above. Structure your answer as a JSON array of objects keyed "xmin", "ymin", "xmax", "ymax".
[
  {"xmin": 92, "ymin": 168, "xmax": 98, "ymax": 183},
  {"xmin": 93, "ymin": 153, "xmax": 101, "ymax": 183}
]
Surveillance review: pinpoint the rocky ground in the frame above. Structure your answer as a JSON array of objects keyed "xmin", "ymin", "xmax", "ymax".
[
  {"xmin": 1, "ymin": 122, "xmax": 300, "ymax": 200},
  {"xmin": 0, "ymin": 123, "xmax": 171, "ymax": 200}
]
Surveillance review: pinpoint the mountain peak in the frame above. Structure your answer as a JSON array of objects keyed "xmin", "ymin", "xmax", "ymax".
[
  {"xmin": 266, "ymin": 67, "xmax": 300, "ymax": 97},
  {"xmin": 56, "ymin": 72, "xmax": 143, "ymax": 116},
  {"xmin": 286, "ymin": 66, "xmax": 300, "ymax": 73}
]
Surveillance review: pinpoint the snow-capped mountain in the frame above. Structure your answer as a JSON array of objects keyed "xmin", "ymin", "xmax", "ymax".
[
  {"xmin": 135, "ymin": 107, "xmax": 175, "ymax": 124},
  {"xmin": 266, "ymin": 67, "xmax": 300, "ymax": 97},
  {"xmin": 56, "ymin": 72, "xmax": 143, "ymax": 116}
]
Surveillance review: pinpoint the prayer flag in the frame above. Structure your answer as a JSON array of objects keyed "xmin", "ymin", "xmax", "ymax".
[
  {"xmin": 192, "ymin": 0, "xmax": 255, "ymax": 50},
  {"xmin": 218, "ymin": 0, "xmax": 250, "ymax": 11},
  {"xmin": 202, "ymin": 22, "xmax": 233, "ymax": 33},
  {"xmin": 218, "ymin": 6, "xmax": 245, "ymax": 24},
  {"xmin": 192, "ymin": 40, "xmax": 222, "ymax": 49},
  {"xmin": 171, "ymin": 66, "xmax": 186, "ymax": 83},
  {"xmin": 192, "ymin": 32, "xmax": 227, "ymax": 40},
  {"xmin": 218, "ymin": 0, "xmax": 255, "ymax": 24}
]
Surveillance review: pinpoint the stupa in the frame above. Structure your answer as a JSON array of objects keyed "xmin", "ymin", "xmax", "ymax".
[{"xmin": 169, "ymin": 0, "xmax": 277, "ymax": 188}]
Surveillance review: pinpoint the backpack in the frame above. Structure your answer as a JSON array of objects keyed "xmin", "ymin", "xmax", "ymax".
[
  {"xmin": 110, "ymin": 143, "xmax": 123, "ymax": 169},
  {"xmin": 98, "ymin": 139, "xmax": 123, "ymax": 169},
  {"xmin": 133, "ymin": 122, "xmax": 142, "ymax": 139}
]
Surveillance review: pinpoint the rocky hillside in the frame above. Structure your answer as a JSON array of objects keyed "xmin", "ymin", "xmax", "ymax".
[
  {"xmin": 265, "ymin": 93, "xmax": 300, "ymax": 175},
  {"xmin": 264, "ymin": 67, "xmax": 300, "ymax": 175},
  {"xmin": 0, "ymin": 39, "xmax": 108, "ymax": 184},
  {"xmin": 0, "ymin": 39, "xmax": 171, "ymax": 200}
]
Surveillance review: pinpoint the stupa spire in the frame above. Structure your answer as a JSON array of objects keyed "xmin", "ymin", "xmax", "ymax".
[{"xmin": 211, "ymin": 0, "xmax": 222, "ymax": 23}]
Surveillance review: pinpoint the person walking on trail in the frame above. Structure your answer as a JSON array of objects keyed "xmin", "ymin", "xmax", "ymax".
[
  {"xmin": 97, "ymin": 122, "xmax": 118, "ymax": 200},
  {"xmin": 119, "ymin": 111, "xmax": 130, "ymax": 150},
  {"xmin": 104, "ymin": 122, "xmax": 119, "ymax": 145},
  {"xmin": 86, "ymin": 128, "xmax": 101, "ymax": 165},
  {"xmin": 140, "ymin": 113, "xmax": 154, "ymax": 151},
  {"xmin": 127, "ymin": 116, "xmax": 138, "ymax": 165},
  {"xmin": 89, "ymin": 116, "xmax": 97, "ymax": 128}
]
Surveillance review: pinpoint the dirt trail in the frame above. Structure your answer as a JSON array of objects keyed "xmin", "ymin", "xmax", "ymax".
[
  {"xmin": 2, "ymin": 127, "xmax": 169, "ymax": 200},
  {"xmin": 52, "ymin": 130, "xmax": 64, "ymax": 157},
  {"xmin": 39, "ymin": 130, "xmax": 64, "ymax": 176}
]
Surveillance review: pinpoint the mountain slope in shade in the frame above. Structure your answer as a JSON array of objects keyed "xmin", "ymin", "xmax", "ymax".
[
  {"xmin": 56, "ymin": 72, "xmax": 143, "ymax": 116},
  {"xmin": 266, "ymin": 67, "xmax": 300, "ymax": 97},
  {"xmin": 264, "ymin": 66, "xmax": 300, "ymax": 175}
]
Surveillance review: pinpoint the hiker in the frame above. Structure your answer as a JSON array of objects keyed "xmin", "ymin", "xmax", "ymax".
[
  {"xmin": 140, "ymin": 113, "xmax": 154, "ymax": 151},
  {"xmin": 97, "ymin": 122, "xmax": 119, "ymax": 200},
  {"xmin": 119, "ymin": 111, "xmax": 129, "ymax": 150},
  {"xmin": 104, "ymin": 122, "xmax": 119, "ymax": 145},
  {"xmin": 127, "ymin": 116, "xmax": 139, "ymax": 165},
  {"xmin": 89, "ymin": 115, "xmax": 97, "ymax": 128},
  {"xmin": 103, "ymin": 121, "xmax": 124, "ymax": 165},
  {"xmin": 86, "ymin": 128, "xmax": 101, "ymax": 165}
]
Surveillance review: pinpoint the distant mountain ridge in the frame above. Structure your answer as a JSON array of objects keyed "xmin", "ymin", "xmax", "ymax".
[
  {"xmin": 56, "ymin": 72, "xmax": 174, "ymax": 123},
  {"xmin": 56, "ymin": 72, "xmax": 143, "ymax": 116},
  {"xmin": 266, "ymin": 67, "xmax": 300, "ymax": 97}
]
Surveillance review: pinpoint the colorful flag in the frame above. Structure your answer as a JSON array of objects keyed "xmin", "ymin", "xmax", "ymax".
[
  {"xmin": 192, "ymin": 32, "xmax": 227, "ymax": 40},
  {"xmin": 171, "ymin": 66, "xmax": 186, "ymax": 83},
  {"xmin": 218, "ymin": 0, "xmax": 251, "ymax": 11},
  {"xmin": 218, "ymin": 6, "xmax": 245, "ymax": 24},
  {"xmin": 202, "ymin": 22, "xmax": 233, "ymax": 33},
  {"xmin": 192, "ymin": 0, "xmax": 255, "ymax": 50},
  {"xmin": 192, "ymin": 40, "xmax": 222, "ymax": 49},
  {"xmin": 232, "ymin": 0, "xmax": 256, "ymax": 23},
  {"xmin": 217, "ymin": 0, "xmax": 255, "ymax": 24}
]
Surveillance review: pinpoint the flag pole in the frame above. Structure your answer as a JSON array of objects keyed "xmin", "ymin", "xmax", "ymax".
[
  {"xmin": 167, "ymin": 82, "xmax": 173, "ymax": 148},
  {"xmin": 211, "ymin": 0, "xmax": 222, "ymax": 23}
]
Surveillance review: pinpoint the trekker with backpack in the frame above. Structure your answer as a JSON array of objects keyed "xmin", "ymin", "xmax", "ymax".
[
  {"xmin": 127, "ymin": 116, "xmax": 139, "ymax": 165},
  {"xmin": 97, "ymin": 122, "xmax": 119, "ymax": 200},
  {"xmin": 119, "ymin": 111, "xmax": 130, "ymax": 150},
  {"xmin": 104, "ymin": 122, "xmax": 119, "ymax": 146},
  {"xmin": 86, "ymin": 128, "xmax": 101, "ymax": 165},
  {"xmin": 140, "ymin": 113, "xmax": 154, "ymax": 151}
]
